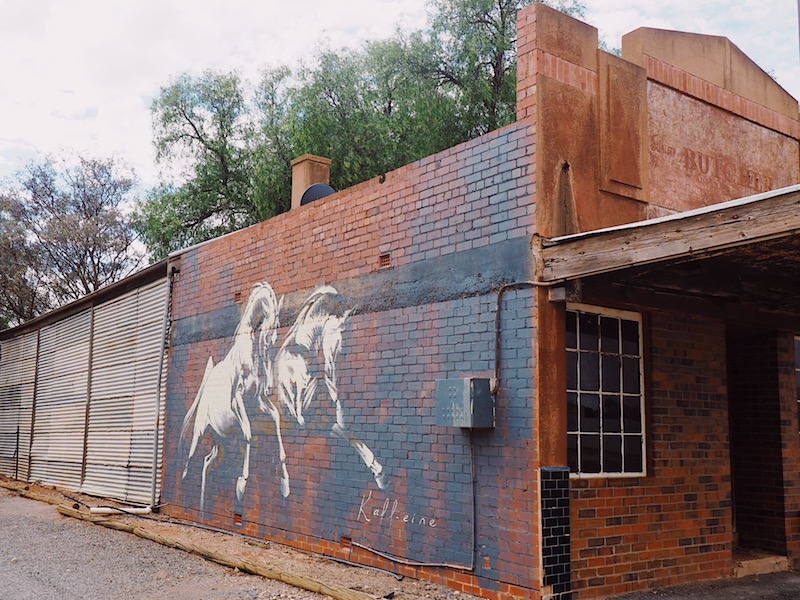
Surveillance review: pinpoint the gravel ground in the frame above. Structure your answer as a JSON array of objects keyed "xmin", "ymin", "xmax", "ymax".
[
  {"xmin": 0, "ymin": 480, "xmax": 481, "ymax": 600},
  {"xmin": 8, "ymin": 479, "xmax": 798, "ymax": 600},
  {"xmin": 612, "ymin": 571, "xmax": 800, "ymax": 600},
  {"xmin": 0, "ymin": 489, "xmax": 326, "ymax": 600}
]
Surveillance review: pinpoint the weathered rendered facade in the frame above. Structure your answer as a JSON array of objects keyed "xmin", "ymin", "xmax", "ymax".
[{"xmin": 2, "ymin": 5, "xmax": 800, "ymax": 599}]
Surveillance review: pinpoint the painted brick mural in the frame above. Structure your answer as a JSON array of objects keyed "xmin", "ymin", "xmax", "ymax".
[
  {"xmin": 161, "ymin": 122, "xmax": 542, "ymax": 594},
  {"xmin": 4, "ymin": 6, "xmax": 800, "ymax": 599}
]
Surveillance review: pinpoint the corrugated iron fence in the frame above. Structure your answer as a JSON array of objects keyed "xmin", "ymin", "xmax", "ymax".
[{"xmin": 0, "ymin": 278, "xmax": 168, "ymax": 504}]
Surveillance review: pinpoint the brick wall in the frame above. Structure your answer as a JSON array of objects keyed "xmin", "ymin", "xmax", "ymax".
[
  {"xmin": 156, "ymin": 5, "xmax": 800, "ymax": 598},
  {"xmin": 161, "ymin": 123, "xmax": 545, "ymax": 598},
  {"xmin": 646, "ymin": 81, "xmax": 799, "ymax": 214},
  {"xmin": 784, "ymin": 334, "xmax": 800, "ymax": 567},
  {"xmin": 571, "ymin": 310, "xmax": 733, "ymax": 598},
  {"xmin": 727, "ymin": 330, "xmax": 800, "ymax": 564}
]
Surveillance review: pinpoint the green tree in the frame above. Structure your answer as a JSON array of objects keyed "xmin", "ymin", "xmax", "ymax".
[
  {"xmin": 137, "ymin": 71, "xmax": 256, "ymax": 259},
  {"xmin": 361, "ymin": 37, "xmax": 465, "ymax": 167},
  {"xmin": 0, "ymin": 155, "xmax": 142, "ymax": 328},
  {"xmin": 0, "ymin": 197, "xmax": 49, "ymax": 326},
  {"xmin": 286, "ymin": 45, "xmax": 452, "ymax": 191},
  {"xmin": 137, "ymin": 0, "xmax": 588, "ymax": 259},
  {"xmin": 251, "ymin": 66, "xmax": 296, "ymax": 220},
  {"xmin": 415, "ymin": 0, "xmax": 586, "ymax": 137},
  {"xmin": 291, "ymin": 48, "xmax": 394, "ymax": 189},
  {"xmin": 139, "ymin": 45, "xmax": 462, "ymax": 259}
]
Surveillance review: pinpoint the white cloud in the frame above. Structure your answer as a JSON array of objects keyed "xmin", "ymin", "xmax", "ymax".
[
  {"xmin": 0, "ymin": 0, "xmax": 430, "ymax": 187},
  {"xmin": 0, "ymin": 0, "xmax": 796, "ymax": 192}
]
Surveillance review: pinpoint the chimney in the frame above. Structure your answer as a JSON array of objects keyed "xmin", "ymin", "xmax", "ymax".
[{"xmin": 291, "ymin": 154, "xmax": 332, "ymax": 210}]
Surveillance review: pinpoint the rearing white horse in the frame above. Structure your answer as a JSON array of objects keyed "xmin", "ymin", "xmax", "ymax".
[
  {"xmin": 180, "ymin": 282, "xmax": 283, "ymax": 510},
  {"xmin": 262, "ymin": 285, "xmax": 387, "ymax": 497}
]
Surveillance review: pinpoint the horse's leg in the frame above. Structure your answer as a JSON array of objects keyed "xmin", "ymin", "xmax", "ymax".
[
  {"xmin": 331, "ymin": 417, "xmax": 388, "ymax": 491},
  {"xmin": 324, "ymin": 374, "xmax": 388, "ymax": 490},
  {"xmin": 297, "ymin": 377, "xmax": 318, "ymax": 426},
  {"xmin": 324, "ymin": 375, "xmax": 341, "ymax": 424},
  {"xmin": 181, "ymin": 360, "xmax": 214, "ymax": 478},
  {"xmin": 266, "ymin": 397, "xmax": 291, "ymax": 497},
  {"xmin": 200, "ymin": 444, "xmax": 219, "ymax": 511},
  {"xmin": 331, "ymin": 423, "xmax": 388, "ymax": 490},
  {"xmin": 182, "ymin": 426, "xmax": 201, "ymax": 479},
  {"xmin": 231, "ymin": 390, "xmax": 252, "ymax": 501},
  {"xmin": 237, "ymin": 433, "xmax": 251, "ymax": 502}
]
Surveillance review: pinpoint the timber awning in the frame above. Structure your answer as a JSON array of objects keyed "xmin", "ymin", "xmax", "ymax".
[{"xmin": 541, "ymin": 185, "xmax": 800, "ymax": 326}]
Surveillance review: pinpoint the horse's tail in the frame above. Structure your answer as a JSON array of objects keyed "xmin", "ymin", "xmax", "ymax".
[{"xmin": 179, "ymin": 356, "xmax": 214, "ymax": 453}]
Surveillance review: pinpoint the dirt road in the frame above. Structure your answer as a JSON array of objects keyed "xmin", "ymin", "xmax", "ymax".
[
  {"xmin": 0, "ymin": 490, "xmax": 326, "ymax": 600},
  {"xmin": 0, "ymin": 482, "xmax": 475, "ymax": 600},
  {"xmin": 7, "ymin": 481, "xmax": 796, "ymax": 600}
]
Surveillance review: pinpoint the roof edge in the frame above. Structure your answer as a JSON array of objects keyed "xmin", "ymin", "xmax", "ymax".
[
  {"xmin": 541, "ymin": 185, "xmax": 800, "ymax": 283},
  {"xmin": 546, "ymin": 184, "xmax": 800, "ymax": 246},
  {"xmin": 0, "ymin": 260, "xmax": 168, "ymax": 340}
]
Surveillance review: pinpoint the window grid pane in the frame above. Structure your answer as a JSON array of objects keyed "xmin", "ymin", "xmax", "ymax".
[{"xmin": 567, "ymin": 307, "xmax": 644, "ymax": 476}]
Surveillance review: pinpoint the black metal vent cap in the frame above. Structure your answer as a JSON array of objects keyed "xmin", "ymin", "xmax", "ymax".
[{"xmin": 300, "ymin": 183, "xmax": 336, "ymax": 206}]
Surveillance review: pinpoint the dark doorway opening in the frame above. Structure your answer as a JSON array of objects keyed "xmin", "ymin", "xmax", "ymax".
[{"xmin": 726, "ymin": 328, "xmax": 788, "ymax": 557}]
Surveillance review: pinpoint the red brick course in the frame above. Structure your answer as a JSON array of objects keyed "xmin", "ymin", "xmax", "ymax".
[{"xmin": 570, "ymin": 311, "xmax": 733, "ymax": 598}]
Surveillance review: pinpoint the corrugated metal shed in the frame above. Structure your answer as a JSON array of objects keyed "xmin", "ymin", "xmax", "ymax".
[
  {"xmin": 30, "ymin": 310, "xmax": 91, "ymax": 489},
  {"xmin": 0, "ymin": 331, "xmax": 38, "ymax": 480},
  {"xmin": 0, "ymin": 260, "xmax": 168, "ymax": 504},
  {"xmin": 81, "ymin": 279, "xmax": 167, "ymax": 503}
]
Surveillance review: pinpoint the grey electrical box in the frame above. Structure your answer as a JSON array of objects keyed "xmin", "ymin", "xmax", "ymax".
[{"xmin": 435, "ymin": 378, "xmax": 494, "ymax": 428}]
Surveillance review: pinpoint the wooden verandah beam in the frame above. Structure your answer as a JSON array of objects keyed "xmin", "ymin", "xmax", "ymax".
[{"xmin": 541, "ymin": 186, "xmax": 800, "ymax": 283}]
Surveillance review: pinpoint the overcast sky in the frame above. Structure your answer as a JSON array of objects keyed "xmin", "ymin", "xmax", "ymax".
[{"xmin": 0, "ymin": 0, "xmax": 797, "ymax": 190}]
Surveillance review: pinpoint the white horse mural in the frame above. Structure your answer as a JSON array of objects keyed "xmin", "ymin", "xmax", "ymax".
[
  {"xmin": 179, "ymin": 282, "xmax": 283, "ymax": 510},
  {"xmin": 261, "ymin": 285, "xmax": 388, "ymax": 497}
]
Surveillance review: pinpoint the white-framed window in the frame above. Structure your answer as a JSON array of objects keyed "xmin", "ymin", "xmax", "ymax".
[{"xmin": 566, "ymin": 304, "xmax": 645, "ymax": 477}]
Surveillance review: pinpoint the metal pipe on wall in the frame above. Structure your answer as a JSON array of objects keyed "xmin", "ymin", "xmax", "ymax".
[{"xmin": 148, "ymin": 265, "xmax": 176, "ymax": 509}]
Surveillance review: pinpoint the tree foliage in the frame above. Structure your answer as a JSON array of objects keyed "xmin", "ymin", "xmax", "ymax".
[
  {"xmin": 137, "ymin": 71, "xmax": 256, "ymax": 257},
  {"xmin": 0, "ymin": 198, "xmax": 48, "ymax": 325},
  {"xmin": 0, "ymin": 155, "xmax": 142, "ymax": 328},
  {"xmin": 283, "ymin": 43, "xmax": 465, "ymax": 191},
  {"xmin": 419, "ymin": 0, "xmax": 526, "ymax": 136},
  {"xmin": 137, "ymin": 0, "xmax": 587, "ymax": 259},
  {"xmin": 417, "ymin": 0, "xmax": 587, "ymax": 135}
]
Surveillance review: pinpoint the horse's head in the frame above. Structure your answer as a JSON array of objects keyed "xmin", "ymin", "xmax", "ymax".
[
  {"xmin": 244, "ymin": 282, "xmax": 280, "ymax": 329},
  {"xmin": 239, "ymin": 282, "xmax": 283, "ymax": 397},
  {"xmin": 320, "ymin": 308, "xmax": 351, "ymax": 387}
]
